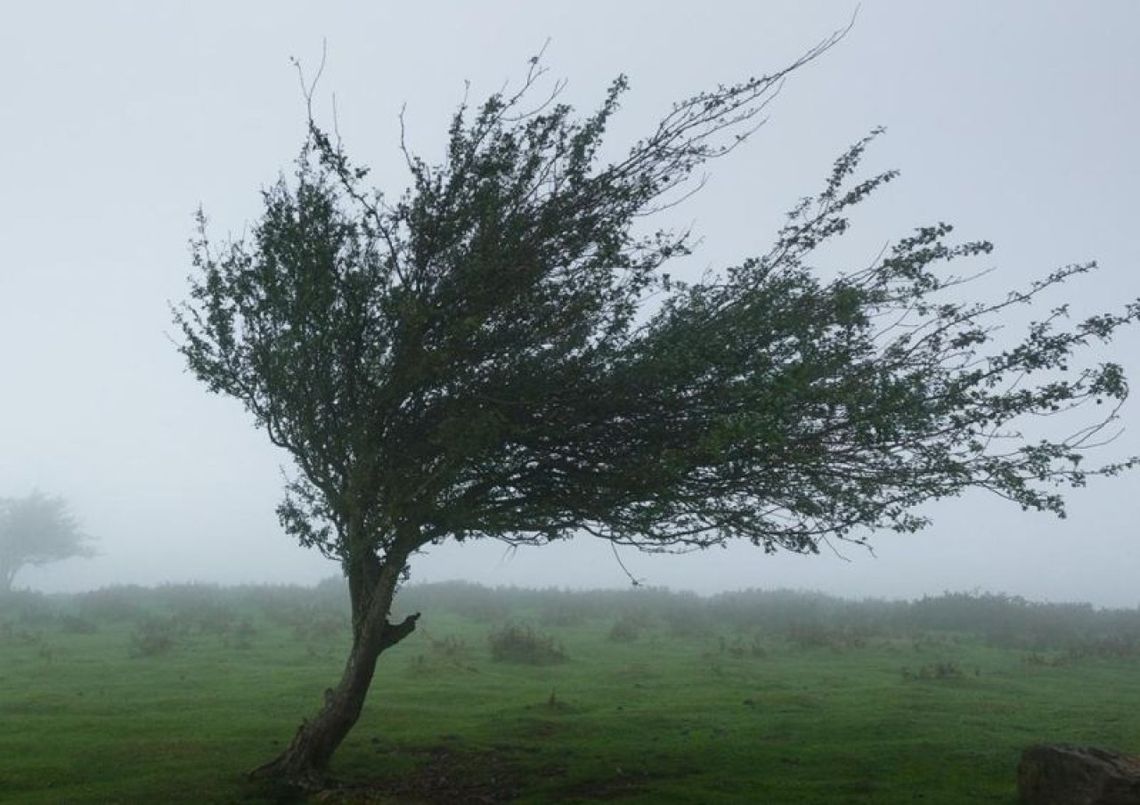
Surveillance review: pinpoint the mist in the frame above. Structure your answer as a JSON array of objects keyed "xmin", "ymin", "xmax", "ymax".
[{"xmin": 3, "ymin": 1, "xmax": 1139, "ymax": 607}]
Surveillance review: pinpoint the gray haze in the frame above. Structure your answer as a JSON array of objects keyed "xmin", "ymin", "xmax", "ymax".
[{"xmin": 2, "ymin": 2, "xmax": 1138, "ymax": 605}]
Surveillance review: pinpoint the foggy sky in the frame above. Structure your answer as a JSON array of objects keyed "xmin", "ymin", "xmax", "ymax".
[{"xmin": 2, "ymin": 2, "xmax": 1138, "ymax": 606}]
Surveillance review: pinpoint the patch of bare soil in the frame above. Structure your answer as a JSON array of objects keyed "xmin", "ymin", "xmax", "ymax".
[
  {"xmin": 552, "ymin": 768, "xmax": 660, "ymax": 801},
  {"xmin": 307, "ymin": 746, "xmax": 693, "ymax": 803},
  {"xmin": 549, "ymin": 757, "xmax": 700, "ymax": 802},
  {"xmin": 313, "ymin": 745, "xmax": 545, "ymax": 804}
]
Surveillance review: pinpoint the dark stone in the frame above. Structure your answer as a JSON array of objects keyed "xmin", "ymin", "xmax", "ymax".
[{"xmin": 1018, "ymin": 743, "xmax": 1140, "ymax": 805}]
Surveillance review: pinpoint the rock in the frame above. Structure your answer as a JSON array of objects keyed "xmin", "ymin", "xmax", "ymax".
[{"xmin": 1018, "ymin": 743, "xmax": 1140, "ymax": 805}]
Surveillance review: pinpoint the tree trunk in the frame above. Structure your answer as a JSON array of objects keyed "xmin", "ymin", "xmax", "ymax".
[
  {"xmin": 0, "ymin": 558, "xmax": 14, "ymax": 594},
  {"xmin": 250, "ymin": 553, "xmax": 418, "ymax": 789}
]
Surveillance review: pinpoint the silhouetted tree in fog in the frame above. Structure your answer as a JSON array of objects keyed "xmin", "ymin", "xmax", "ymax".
[
  {"xmin": 174, "ymin": 35, "xmax": 1138, "ymax": 788},
  {"xmin": 0, "ymin": 491, "xmax": 92, "ymax": 593}
]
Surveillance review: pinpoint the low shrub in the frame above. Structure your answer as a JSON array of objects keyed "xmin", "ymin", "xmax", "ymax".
[
  {"xmin": 406, "ymin": 631, "xmax": 478, "ymax": 674},
  {"xmin": 10, "ymin": 593, "xmax": 60, "ymax": 627},
  {"xmin": 540, "ymin": 605, "xmax": 590, "ymax": 628},
  {"xmin": 59, "ymin": 614, "xmax": 98, "ymax": 635},
  {"xmin": 662, "ymin": 606, "xmax": 712, "ymax": 639},
  {"xmin": 76, "ymin": 587, "xmax": 147, "ymax": 622},
  {"xmin": 608, "ymin": 616, "xmax": 642, "ymax": 643},
  {"xmin": 1064, "ymin": 635, "xmax": 1140, "ymax": 661},
  {"xmin": 901, "ymin": 661, "xmax": 963, "ymax": 680},
  {"xmin": 720, "ymin": 634, "xmax": 767, "ymax": 658},
  {"xmin": 223, "ymin": 618, "xmax": 257, "ymax": 650},
  {"xmin": 172, "ymin": 601, "xmax": 235, "ymax": 636},
  {"xmin": 129, "ymin": 617, "xmax": 180, "ymax": 658},
  {"xmin": 428, "ymin": 633, "xmax": 469, "ymax": 659},
  {"xmin": 488, "ymin": 623, "xmax": 567, "ymax": 665}
]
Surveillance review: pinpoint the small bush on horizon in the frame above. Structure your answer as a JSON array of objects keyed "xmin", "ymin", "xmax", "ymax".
[
  {"xmin": 608, "ymin": 616, "xmax": 642, "ymax": 643},
  {"xmin": 428, "ymin": 633, "xmax": 469, "ymax": 658},
  {"xmin": 901, "ymin": 660, "xmax": 965, "ymax": 680},
  {"xmin": 488, "ymin": 623, "xmax": 567, "ymax": 665},
  {"xmin": 223, "ymin": 618, "xmax": 257, "ymax": 650},
  {"xmin": 128, "ymin": 617, "xmax": 181, "ymax": 658},
  {"xmin": 76, "ymin": 587, "xmax": 148, "ymax": 622},
  {"xmin": 59, "ymin": 614, "xmax": 97, "ymax": 634},
  {"xmin": 539, "ymin": 604, "xmax": 590, "ymax": 628}
]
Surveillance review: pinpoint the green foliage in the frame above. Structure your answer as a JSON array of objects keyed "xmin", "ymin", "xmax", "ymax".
[
  {"xmin": 58, "ymin": 614, "xmax": 98, "ymax": 635},
  {"xmin": 224, "ymin": 618, "xmax": 258, "ymax": 651},
  {"xmin": 488, "ymin": 622, "xmax": 568, "ymax": 664},
  {"xmin": 76, "ymin": 586, "xmax": 148, "ymax": 622},
  {"xmin": 426, "ymin": 632, "xmax": 468, "ymax": 660},
  {"xmin": 175, "ymin": 49, "xmax": 1138, "ymax": 573},
  {"xmin": 901, "ymin": 661, "xmax": 965, "ymax": 681},
  {"xmin": 128, "ymin": 617, "xmax": 181, "ymax": 658},
  {"xmin": 607, "ymin": 615, "xmax": 643, "ymax": 643}
]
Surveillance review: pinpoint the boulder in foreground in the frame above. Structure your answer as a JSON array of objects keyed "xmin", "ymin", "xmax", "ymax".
[{"xmin": 1018, "ymin": 743, "xmax": 1140, "ymax": 805}]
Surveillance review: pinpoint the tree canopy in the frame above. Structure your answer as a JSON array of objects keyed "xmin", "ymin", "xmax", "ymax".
[
  {"xmin": 178, "ymin": 66, "xmax": 1136, "ymax": 563},
  {"xmin": 0, "ymin": 491, "xmax": 92, "ymax": 593},
  {"xmin": 174, "ymin": 41, "xmax": 1138, "ymax": 786}
]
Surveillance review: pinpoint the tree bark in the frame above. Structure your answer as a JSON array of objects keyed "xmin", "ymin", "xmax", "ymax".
[{"xmin": 250, "ymin": 553, "xmax": 418, "ymax": 789}]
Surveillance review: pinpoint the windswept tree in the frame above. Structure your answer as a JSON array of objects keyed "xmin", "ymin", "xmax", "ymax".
[
  {"xmin": 175, "ymin": 37, "xmax": 1137, "ymax": 787},
  {"xmin": 0, "ymin": 491, "xmax": 93, "ymax": 593}
]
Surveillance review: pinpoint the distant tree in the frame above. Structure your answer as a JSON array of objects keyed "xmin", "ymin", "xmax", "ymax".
[
  {"xmin": 174, "ymin": 37, "xmax": 1138, "ymax": 788},
  {"xmin": 0, "ymin": 491, "xmax": 93, "ymax": 593}
]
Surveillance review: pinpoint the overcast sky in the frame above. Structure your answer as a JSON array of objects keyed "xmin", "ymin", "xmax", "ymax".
[{"xmin": 3, "ymin": 1, "xmax": 1138, "ymax": 605}]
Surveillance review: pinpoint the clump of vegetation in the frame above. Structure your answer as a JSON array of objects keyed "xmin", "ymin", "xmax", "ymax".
[
  {"xmin": 395, "ymin": 581, "xmax": 509, "ymax": 624},
  {"xmin": 129, "ymin": 617, "xmax": 180, "ymax": 658},
  {"xmin": 1065, "ymin": 635, "xmax": 1140, "ymax": 661},
  {"xmin": 171, "ymin": 599, "xmax": 235, "ymax": 637},
  {"xmin": 488, "ymin": 623, "xmax": 567, "ymax": 665},
  {"xmin": 540, "ymin": 604, "xmax": 590, "ymax": 628},
  {"xmin": 784, "ymin": 622, "xmax": 869, "ymax": 651},
  {"xmin": 223, "ymin": 618, "xmax": 258, "ymax": 650},
  {"xmin": 408, "ymin": 632, "xmax": 477, "ymax": 674},
  {"xmin": 901, "ymin": 661, "xmax": 964, "ymax": 680},
  {"xmin": 58, "ymin": 614, "xmax": 98, "ymax": 635},
  {"xmin": 289, "ymin": 609, "xmax": 348, "ymax": 644},
  {"xmin": 720, "ymin": 634, "xmax": 767, "ymax": 658},
  {"xmin": 1022, "ymin": 651, "xmax": 1066, "ymax": 668},
  {"xmin": 428, "ymin": 633, "xmax": 469, "ymax": 659},
  {"xmin": 77, "ymin": 587, "xmax": 147, "ymax": 622},
  {"xmin": 662, "ymin": 605, "xmax": 713, "ymax": 639},
  {"xmin": 608, "ymin": 615, "xmax": 643, "ymax": 643},
  {"xmin": 260, "ymin": 605, "xmax": 348, "ymax": 649},
  {"xmin": 8, "ymin": 591, "xmax": 61, "ymax": 628}
]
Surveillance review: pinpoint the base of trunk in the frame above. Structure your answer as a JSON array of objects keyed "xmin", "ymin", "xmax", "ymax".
[
  {"xmin": 250, "ymin": 612, "xmax": 422, "ymax": 791},
  {"xmin": 249, "ymin": 720, "xmax": 335, "ymax": 791}
]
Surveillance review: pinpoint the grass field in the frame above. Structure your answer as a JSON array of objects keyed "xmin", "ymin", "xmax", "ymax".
[{"xmin": 1, "ymin": 582, "xmax": 1138, "ymax": 803}]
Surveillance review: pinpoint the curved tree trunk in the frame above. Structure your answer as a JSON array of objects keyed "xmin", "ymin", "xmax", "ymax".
[
  {"xmin": 0, "ymin": 559, "xmax": 15, "ymax": 594},
  {"xmin": 250, "ymin": 552, "xmax": 418, "ymax": 789}
]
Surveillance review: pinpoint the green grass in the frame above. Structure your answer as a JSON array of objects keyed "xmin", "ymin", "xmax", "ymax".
[{"xmin": 1, "ymin": 586, "xmax": 1138, "ymax": 803}]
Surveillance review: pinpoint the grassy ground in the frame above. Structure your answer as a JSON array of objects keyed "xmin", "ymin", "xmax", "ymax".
[{"xmin": 1, "ymin": 584, "xmax": 1138, "ymax": 803}]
